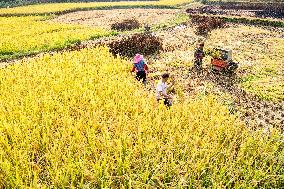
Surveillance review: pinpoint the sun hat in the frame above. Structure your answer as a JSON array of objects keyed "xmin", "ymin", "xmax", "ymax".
[{"xmin": 133, "ymin": 54, "xmax": 144, "ymax": 64}]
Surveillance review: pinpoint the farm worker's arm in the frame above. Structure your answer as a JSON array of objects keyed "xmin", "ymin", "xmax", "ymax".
[
  {"xmin": 194, "ymin": 48, "xmax": 199, "ymax": 58},
  {"xmin": 157, "ymin": 84, "xmax": 172, "ymax": 99},
  {"xmin": 131, "ymin": 66, "xmax": 136, "ymax": 73},
  {"xmin": 168, "ymin": 79, "xmax": 175, "ymax": 90},
  {"xmin": 144, "ymin": 64, "xmax": 149, "ymax": 74},
  {"xmin": 202, "ymin": 50, "xmax": 205, "ymax": 57},
  {"xmin": 160, "ymin": 91, "xmax": 172, "ymax": 99}
]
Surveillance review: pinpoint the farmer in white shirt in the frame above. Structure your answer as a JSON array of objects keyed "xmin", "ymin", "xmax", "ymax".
[{"xmin": 156, "ymin": 73, "xmax": 175, "ymax": 107}]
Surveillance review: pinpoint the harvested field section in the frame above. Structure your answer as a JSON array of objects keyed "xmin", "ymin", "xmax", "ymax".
[
  {"xmin": 52, "ymin": 9, "xmax": 181, "ymax": 29},
  {"xmin": 187, "ymin": 2, "xmax": 284, "ymax": 20}
]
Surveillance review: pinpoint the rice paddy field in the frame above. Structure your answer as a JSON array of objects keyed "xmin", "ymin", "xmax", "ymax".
[
  {"xmin": 0, "ymin": 0, "xmax": 283, "ymax": 188},
  {"xmin": 0, "ymin": 16, "xmax": 114, "ymax": 60}
]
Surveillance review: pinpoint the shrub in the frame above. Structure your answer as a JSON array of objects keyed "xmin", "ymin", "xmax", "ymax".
[
  {"xmin": 191, "ymin": 15, "xmax": 226, "ymax": 35},
  {"xmin": 108, "ymin": 33, "xmax": 162, "ymax": 57},
  {"xmin": 111, "ymin": 18, "xmax": 140, "ymax": 31}
]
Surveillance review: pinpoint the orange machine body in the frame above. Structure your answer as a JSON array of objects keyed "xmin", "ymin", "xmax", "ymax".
[{"xmin": 211, "ymin": 58, "xmax": 228, "ymax": 71}]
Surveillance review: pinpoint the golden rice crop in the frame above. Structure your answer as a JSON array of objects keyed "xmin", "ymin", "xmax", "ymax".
[
  {"xmin": 0, "ymin": 0, "xmax": 192, "ymax": 16},
  {"xmin": 0, "ymin": 47, "xmax": 283, "ymax": 188},
  {"xmin": 0, "ymin": 16, "xmax": 112, "ymax": 60}
]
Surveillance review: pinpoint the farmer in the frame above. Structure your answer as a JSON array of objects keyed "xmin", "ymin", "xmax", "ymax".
[
  {"xmin": 194, "ymin": 42, "xmax": 205, "ymax": 70},
  {"xmin": 131, "ymin": 54, "xmax": 149, "ymax": 86},
  {"xmin": 156, "ymin": 73, "xmax": 175, "ymax": 107}
]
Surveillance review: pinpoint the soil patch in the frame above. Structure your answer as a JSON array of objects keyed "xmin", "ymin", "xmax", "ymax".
[
  {"xmin": 51, "ymin": 9, "xmax": 181, "ymax": 29},
  {"xmin": 186, "ymin": 2, "xmax": 284, "ymax": 20}
]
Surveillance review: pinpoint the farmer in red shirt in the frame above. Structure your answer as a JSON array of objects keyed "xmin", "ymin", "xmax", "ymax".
[{"xmin": 131, "ymin": 54, "xmax": 149, "ymax": 86}]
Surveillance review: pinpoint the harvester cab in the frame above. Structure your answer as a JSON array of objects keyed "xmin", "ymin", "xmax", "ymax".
[{"xmin": 210, "ymin": 48, "xmax": 238, "ymax": 74}]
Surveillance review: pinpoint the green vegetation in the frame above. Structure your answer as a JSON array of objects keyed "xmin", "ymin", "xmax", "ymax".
[
  {"xmin": 223, "ymin": 16, "xmax": 284, "ymax": 28},
  {"xmin": 153, "ymin": 13, "xmax": 189, "ymax": 31}
]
